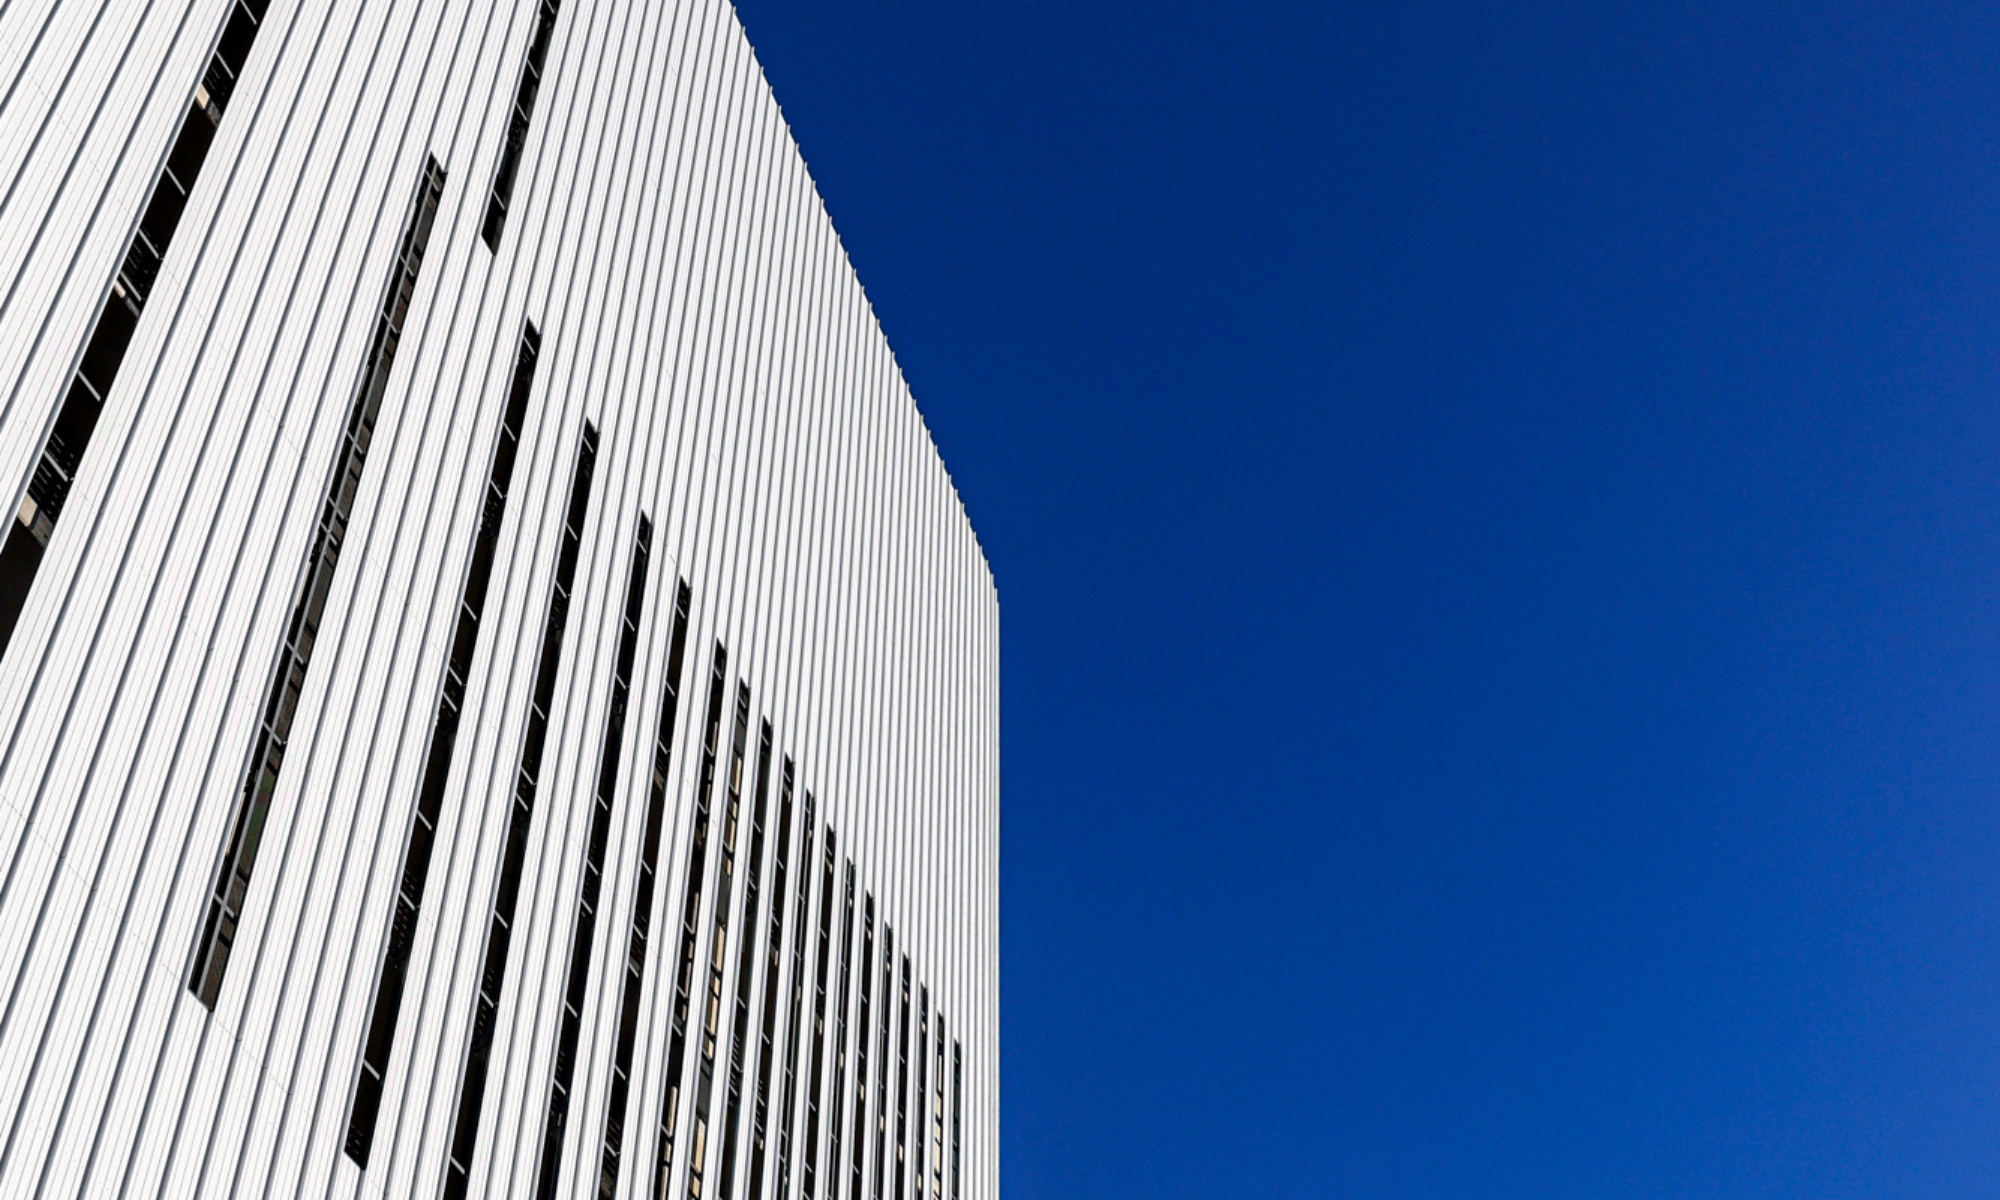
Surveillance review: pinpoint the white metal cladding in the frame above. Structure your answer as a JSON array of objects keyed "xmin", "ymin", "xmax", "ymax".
[{"xmin": 0, "ymin": 0, "xmax": 1000, "ymax": 1197}]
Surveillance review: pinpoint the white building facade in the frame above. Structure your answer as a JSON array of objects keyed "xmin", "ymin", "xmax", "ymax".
[{"xmin": 0, "ymin": 1, "xmax": 998, "ymax": 1197}]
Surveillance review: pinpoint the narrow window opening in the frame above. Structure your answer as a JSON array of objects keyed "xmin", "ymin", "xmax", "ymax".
[
  {"xmin": 850, "ymin": 899, "xmax": 876, "ymax": 1200},
  {"xmin": 682, "ymin": 684, "xmax": 753, "ymax": 1199},
  {"xmin": 797, "ymin": 825, "xmax": 836, "ymax": 1200},
  {"xmin": 0, "ymin": 0, "xmax": 273, "ymax": 657},
  {"xmin": 913, "ymin": 987, "xmax": 928, "ymax": 1200},
  {"xmin": 715, "ymin": 723, "xmax": 776, "ymax": 1200},
  {"xmin": 746, "ymin": 762, "xmax": 796, "ymax": 1200},
  {"xmin": 871, "ymin": 927, "xmax": 894, "ymax": 1200},
  {"xmin": 773, "ymin": 792, "xmax": 817, "ymax": 1196},
  {"xmin": 440, "ymin": 422, "xmax": 599, "ymax": 1200},
  {"xmin": 190, "ymin": 156, "xmax": 445, "ymax": 1008},
  {"xmin": 202, "ymin": 0, "xmax": 268, "ymax": 114},
  {"xmin": 950, "ymin": 1043, "xmax": 962, "ymax": 1200},
  {"xmin": 895, "ymin": 957, "xmax": 912, "ymax": 1200},
  {"xmin": 650, "ymin": 647, "xmax": 730, "ymax": 1194},
  {"xmin": 482, "ymin": 0, "xmax": 562, "ymax": 250},
  {"xmin": 931, "ymin": 1019, "xmax": 945, "ymax": 1200},
  {"xmin": 824, "ymin": 863, "xmax": 858, "ymax": 1199},
  {"xmin": 595, "ymin": 579, "xmax": 691, "ymax": 1197},
  {"xmin": 534, "ymin": 514, "xmax": 654, "ymax": 1200},
  {"xmin": 345, "ymin": 320, "xmax": 542, "ymax": 1166}
]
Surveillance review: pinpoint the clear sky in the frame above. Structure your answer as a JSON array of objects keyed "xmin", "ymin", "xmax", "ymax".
[{"xmin": 730, "ymin": 1, "xmax": 2000, "ymax": 1195}]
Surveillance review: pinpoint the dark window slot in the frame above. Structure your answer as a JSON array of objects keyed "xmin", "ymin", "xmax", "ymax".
[
  {"xmin": 680, "ymin": 683, "xmax": 752, "ymax": 1199},
  {"xmin": 440, "ymin": 422, "xmax": 599, "ymax": 1200},
  {"xmin": 345, "ymin": 321, "xmax": 542, "ymax": 1167},
  {"xmin": 650, "ymin": 648, "xmax": 731, "ymax": 1193},
  {"xmin": 159, "ymin": 105, "xmax": 218, "ymax": 208},
  {"xmin": 744, "ymin": 760, "xmax": 796, "ymax": 1200},
  {"xmin": 931, "ymin": 1017, "xmax": 945, "ymax": 1200},
  {"xmin": 825, "ymin": 862, "xmax": 857, "ymax": 1200},
  {"xmin": 797, "ymin": 824, "xmax": 836, "ymax": 1200},
  {"xmin": 481, "ymin": 0, "xmax": 562, "ymax": 250},
  {"xmin": 913, "ymin": 987, "xmax": 928, "ymax": 1199},
  {"xmin": 533, "ymin": 514, "xmax": 653, "ymax": 1200},
  {"xmin": 201, "ymin": 0, "xmax": 270, "ymax": 116},
  {"xmin": 773, "ymin": 791, "xmax": 816, "ymax": 1197},
  {"xmin": 0, "ymin": 0, "xmax": 273, "ymax": 657},
  {"xmin": 951, "ymin": 1042, "xmax": 962, "ymax": 1200},
  {"xmin": 189, "ymin": 157, "xmax": 445, "ymax": 1009},
  {"xmin": 595, "ymin": 579, "xmax": 691, "ymax": 1199},
  {"xmin": 74, "ymin": 289, "xmax": 142, "ymax": 405},
  {"xmin": 715, "ymin": 722, "xmax": 776, "ymax": 1200},
  {"xmin": 850, "ymin": 898, "xmax": 876, "ymax": 1200},
  {"xmin": 0, "ymin": 531, "xmax": 45, "ymax": 657},
  {"xmin": 895, "ymin": 957, "xmax": 911, "ymax": 1200},
  {"xmin": 209, "ymin": 2, "xmax": 261, "ymax": 90},
  {"xmin": 871, "ymin": 926, "xmax": 894, "ymax": 1200}
]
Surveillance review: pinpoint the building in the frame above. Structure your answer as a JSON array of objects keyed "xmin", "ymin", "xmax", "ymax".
[{"xmin": 0, "ymin": 1, "xmax": 998, "ymax": 1197}]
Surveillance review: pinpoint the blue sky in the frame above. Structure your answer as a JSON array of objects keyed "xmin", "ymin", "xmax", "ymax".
[{"xmin": 731, "ymin": 1, "xmax": 2000, "ymax": 1195}]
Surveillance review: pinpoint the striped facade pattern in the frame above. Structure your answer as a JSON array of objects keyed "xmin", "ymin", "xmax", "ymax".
[{"xmin": 0, "ymin": 0, "xmax": 999, "ymax": 1197}]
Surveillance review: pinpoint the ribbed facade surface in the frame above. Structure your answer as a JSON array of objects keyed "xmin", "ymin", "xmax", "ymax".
[{"xmin": 0, "ymin": 1, "xmax": 998, "ymax": 1198}]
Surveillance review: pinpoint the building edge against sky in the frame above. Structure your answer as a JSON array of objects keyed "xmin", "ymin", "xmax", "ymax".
[{"xmin": 0, "ymin": 0, "xmax": 998, "ymax": 1197}]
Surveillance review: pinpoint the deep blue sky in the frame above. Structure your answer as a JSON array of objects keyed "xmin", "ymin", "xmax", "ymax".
[{"xmin": 730, "ymin": 1, "xmax": 2000, "ymax": 1195}]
